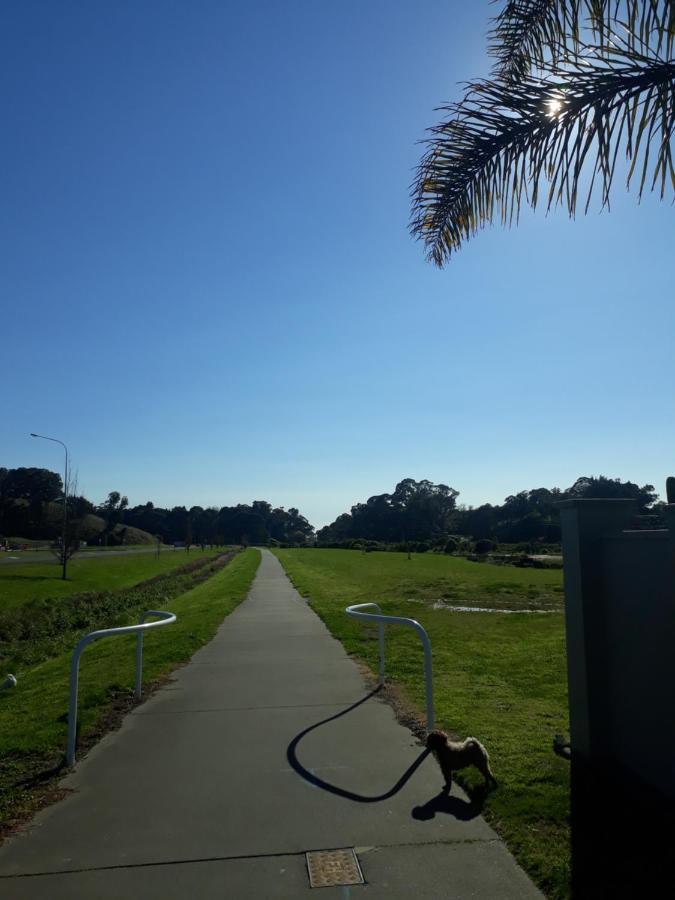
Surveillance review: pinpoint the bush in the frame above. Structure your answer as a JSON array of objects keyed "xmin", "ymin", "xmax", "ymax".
[
  {"xmin": 444, "ymin": 538, "xmax": 459, "ymax": 554},
  {"xmin": 475, "ymin": 539, "xmax": 496, "ymax": 555},
  {"xmin": 362, "ymin": 540, "xmax": 383, "ymax": 552}
]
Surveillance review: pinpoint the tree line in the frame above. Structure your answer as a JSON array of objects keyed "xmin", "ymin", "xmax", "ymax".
[
  {"xmin": 1, "ymin": 466, "xmax": 665, "ymax": 553},
  {"xmin": 317, "ymin": 475, "xmax": 663, "ymax": 549},
  {"xmin": 0, "ymin": 467, "xmax": 314, "ymax": 548}
]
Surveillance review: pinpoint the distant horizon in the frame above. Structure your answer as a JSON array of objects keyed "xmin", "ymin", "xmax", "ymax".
[{"xmin": 2, "ymin": 457, "xmax": 667, "ymax": 531}]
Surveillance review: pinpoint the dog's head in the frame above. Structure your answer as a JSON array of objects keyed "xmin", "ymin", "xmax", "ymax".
[{"xmin": 426, "ymin": 730, "xmax": 448, "ymax": 751}]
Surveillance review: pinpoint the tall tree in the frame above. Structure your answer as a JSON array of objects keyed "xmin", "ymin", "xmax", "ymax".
[
  {"xmin": 0, "ymin": 467, "xmax": 64, "ymax": 539},
  {"xmin": 411, "ymin": 1, "xmax": 674, "ymax": 264},
  {"xmin": 0, "ymin": 467, "xmax": 62, "ymax": 503},
  {"xmin": 321, "ymin": 478, "xmax": 459, "ymax": 544},
  {"xmin": 99, "ymin": 491, "xmax": 129, "ymax": 542},
  {"xmin": 566, "ymin": 474, "xmax": 657, "ymax": 510}
]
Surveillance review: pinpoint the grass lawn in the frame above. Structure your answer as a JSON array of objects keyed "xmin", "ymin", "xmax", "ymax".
[
  {"xmin": 274, "ymin": 547, "xmax": 564, "ymax": 612},
  {"xmin": 0, "ymin": 548, "xmax": 260, "ymax": 831},
  {"xmin": 274, "ymin": 549, "xmax": 570, "ymax": 899},
  {"xmin": 0, "ymin": 548, "xmax": 221, "ymax": 611}
]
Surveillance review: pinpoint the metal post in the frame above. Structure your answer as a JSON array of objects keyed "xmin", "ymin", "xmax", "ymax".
[
  {"xmin": 29, "ymin": 433, "xmax": 69, "ymax": 580},
  {"xmin": 345, "ymin": 603, "xmax": 434, "ymax": 731},
  {"xmin": 67, "ymin": 637, "xmax": 88, "ymax": 767},
  {"xmin": 62, "ymin": 444, "xmax": 68, "ymax": 580},
  {"xmin": 378, "ymin": 620, "xmax": 385, "ymax": 685},
  {"xmin": 135, "ymin": 611, "xmax": 156, "ymax": 699},
  {"xmin": 66, "ymin": 611, "xmax": 176, "ymax": 767},
  {"xmin": 135, "ymin": 630, "xmax": 144, "ymax": 700},
  {"xmin": 404, "ymin": 616, "xmax": 435, "ymax": 730},
  {"xmin": 420, "ymin": 629, "xmax": 434, "ymax": 730}
]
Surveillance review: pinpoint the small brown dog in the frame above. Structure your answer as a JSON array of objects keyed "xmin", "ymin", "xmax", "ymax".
[{"xmin": 426, "ymin": 729, "xmax": 497, "ymax": 791}]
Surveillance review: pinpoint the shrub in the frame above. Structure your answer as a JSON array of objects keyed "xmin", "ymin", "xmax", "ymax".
[{"xmin": 475, "ymin": 539, "xmax": 496, "ymax": 555}]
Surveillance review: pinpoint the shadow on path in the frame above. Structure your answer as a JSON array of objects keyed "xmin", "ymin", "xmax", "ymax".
[
  {"xmin": 412, "ymin": 790, "xmax": 482, "ymax": 821},
  {"xmin": 286, "ymin": 688, "xmax": 429, "ymax": 803}
]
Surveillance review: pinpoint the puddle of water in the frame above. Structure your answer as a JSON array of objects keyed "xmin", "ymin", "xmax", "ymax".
[
  {"xmin": 406, "ymin": 598, "xmax": 554, "ymax": 613},
  {"xmin": 431, "ymin": 601, "xmax": 551, "ymax": 614}
]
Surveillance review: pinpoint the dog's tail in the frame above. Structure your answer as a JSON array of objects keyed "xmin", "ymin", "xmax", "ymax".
[{"xmin": 467, "ymin": 737, "xmax": 498, "ymax": 787}]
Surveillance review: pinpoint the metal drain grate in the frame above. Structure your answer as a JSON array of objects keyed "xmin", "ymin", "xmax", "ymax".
[{"xmin": 306, "ymin": 848, "xmax": 364, "ymax": 888}]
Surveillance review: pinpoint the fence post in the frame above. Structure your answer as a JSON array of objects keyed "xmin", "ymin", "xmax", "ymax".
[
  {"xmin": 378, "ymin": 621, "xmax": 385, "ymax": 685},
  {"xmin": 346, "ymin": 603, "xmax": 434, "ymax": 730},
  {"xmin": 135, "ymin": 629, "xmax": 144, "ymax": 700},
  {"xmin": 66, "ymin": 611, "xmax": 176, "ymax": 767}
]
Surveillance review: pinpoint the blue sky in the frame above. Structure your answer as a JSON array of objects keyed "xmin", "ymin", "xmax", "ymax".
[{"xmin": 2, "ymin": 0, "xmax": 673, "ymax": 527}]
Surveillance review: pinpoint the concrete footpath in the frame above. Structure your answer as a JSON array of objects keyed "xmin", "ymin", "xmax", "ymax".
[{"xmin": 0, "ymin": 549, "xmax": 543, "ymax": 898}]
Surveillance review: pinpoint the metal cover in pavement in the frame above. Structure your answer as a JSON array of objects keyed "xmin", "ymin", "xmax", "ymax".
[{"xmin": 306, "ymin": 848, "xmax": 364, "ymax": 888}]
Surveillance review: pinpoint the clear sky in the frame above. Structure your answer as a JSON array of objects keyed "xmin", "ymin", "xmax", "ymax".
[{"xmin": 2, "ymin": 0, "xmax": 673, "ymax": 528}]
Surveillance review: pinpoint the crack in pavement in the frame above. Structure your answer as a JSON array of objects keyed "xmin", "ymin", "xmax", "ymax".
[{"xmin": 0, "ymin": 838, "xmax": 501, "ymax": 879}]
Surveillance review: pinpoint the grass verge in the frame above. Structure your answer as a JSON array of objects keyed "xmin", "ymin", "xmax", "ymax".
[
  {"xmin": 2, "ymin": 552, "xmax": 238, "ymax": 671},
  {"xmin": 274, "ymin": 548, "xmax": 570, "ymax": 899},
  {"xmin": 0, "ymin": 547, "xmax": 260, "ymax": 837}
]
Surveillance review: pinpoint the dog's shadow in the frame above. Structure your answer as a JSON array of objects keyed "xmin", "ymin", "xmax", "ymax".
[
  {"xmin": 412, "ymin": 787, "xmax": 484, "ymax": 821},
  {"xmin": 286, "ymin": 688, "xmax": 489, "ymax": 822}
]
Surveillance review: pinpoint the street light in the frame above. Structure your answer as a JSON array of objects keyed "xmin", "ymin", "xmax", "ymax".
[{"xmin": 30, "ymin": 432, "xmax": 69, "ymax": 580}]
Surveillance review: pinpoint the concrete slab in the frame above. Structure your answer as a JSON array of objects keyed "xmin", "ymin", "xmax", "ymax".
[
  {"xmin": 0, "ymin": 843, "xmax": 539, "ymax": 900},
  {"xmin": 0, "ymin": 549, "xmax": 543, "ymax": 898},
  {"xmin": 0, "ymin": 856, "xmax": 312, "ymax": 900},
  {"xmin": 132, "ymin": 658, "xmax": 365, "ymax": 710},
  {"xmin": 358, "ymin": 842, "xmax": 547, "ymax": 898}
]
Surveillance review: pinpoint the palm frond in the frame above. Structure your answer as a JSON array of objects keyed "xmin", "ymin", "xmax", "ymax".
[
  {"xmin": 490, "ymin": 1, "xmax": 675, "ymax": 80},
  {"xmin": 410, "ymin": 47, "xmax": 675, "ymax": 265},
  {"xmin": 489, "ymin": 1, "xmax": 578, "ymax": 80}
]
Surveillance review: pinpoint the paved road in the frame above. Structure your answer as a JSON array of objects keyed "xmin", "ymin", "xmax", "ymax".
[
  {"xmin": 0, "ymin": 547, "xmax": 179, "ymax": 566},
  {"xmin": 0, "ymin": 549, "xmax": 543, "ymax": 898}
]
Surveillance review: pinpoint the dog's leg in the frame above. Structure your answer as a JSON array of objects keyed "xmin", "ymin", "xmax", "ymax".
[{"xmin": 440, "ymin": 761, "xmax": 453, "ymax": 793}]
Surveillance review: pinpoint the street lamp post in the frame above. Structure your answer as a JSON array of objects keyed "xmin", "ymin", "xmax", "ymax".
[{"xmin": 30, "ymin": 433, "xmax": 69, "ymax": 580}]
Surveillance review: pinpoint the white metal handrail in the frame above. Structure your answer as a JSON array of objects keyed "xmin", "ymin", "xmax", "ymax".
[
  {"xmin": 67, "ymin": 610, "xmax": 176, "ymax": 767},
  {"xmin": 345, "ymin": 602, "xmax": 434, "ymax": 731}
]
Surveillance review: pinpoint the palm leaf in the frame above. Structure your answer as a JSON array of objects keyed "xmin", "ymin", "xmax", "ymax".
[
  {"xmin": 490, "ymin": 1, "xmax": 674, "ymax": 80},
  {"xmin": 411, "ymin": 44, "xmax": 675, "ymax": 265}
]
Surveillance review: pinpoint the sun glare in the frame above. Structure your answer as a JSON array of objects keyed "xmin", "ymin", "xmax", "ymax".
[{"xmin": 546, "ymin": 97, "xmax": 564, "ymax": 118}]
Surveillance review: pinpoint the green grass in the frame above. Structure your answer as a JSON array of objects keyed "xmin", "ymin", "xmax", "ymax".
[
  {"xmin": 274, "ymin": 549, "xmax": 570, "ymax": 899},
  {"xmin": 275, "ymin": 548, "xmax": 564, "ymax": 612},
  {"xmin": 0, "ymin": 548, "xmax": 221, "ymax": 611},
  {"xmin": 0, "ymin": 548, "xmax": 260, "ymax": 829}
]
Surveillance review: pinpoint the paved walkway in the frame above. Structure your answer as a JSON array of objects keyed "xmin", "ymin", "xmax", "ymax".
[{"xmin": 0, "ymin": 550, "xmax": 543, "ymax": 898}]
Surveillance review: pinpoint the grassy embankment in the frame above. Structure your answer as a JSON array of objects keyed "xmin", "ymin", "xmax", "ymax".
[
  {"xmin": 0, "ymin": 548, "xmax": 260, "ymax": 832},
  {"xmin": 0, "ymin": 548, "xmax": 221, "ymax": 611},
  {"xmin": 274, "ymin": 548, "xmax": 569, "ymax": 899}
]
